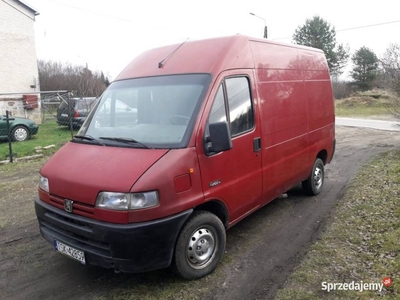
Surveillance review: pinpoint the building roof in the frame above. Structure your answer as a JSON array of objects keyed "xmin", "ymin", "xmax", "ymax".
[{"xmin": 6, "ymin": 0, "xmax": 40, "ymax": 16}]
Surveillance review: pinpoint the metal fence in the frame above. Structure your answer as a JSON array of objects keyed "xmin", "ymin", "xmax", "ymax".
[
  {"xmin": 50, "ymin": 96, "xmax": 97, "ymax": 128},
  {"xmin": 41, "ymin": 100, "xmax": 60, "ymax": 124},
  {"xmin": 0, "ymin": 91, "xmax": 86, "ymax": 163}
]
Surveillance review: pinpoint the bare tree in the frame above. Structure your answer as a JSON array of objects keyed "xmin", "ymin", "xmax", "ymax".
[
  {"xmin": 380, "ymin": 44, "xmax": 400, "ymax": 119},
  {"xmin": 38, "ymin": 60, "xmax": 110, "ymax": 97}
]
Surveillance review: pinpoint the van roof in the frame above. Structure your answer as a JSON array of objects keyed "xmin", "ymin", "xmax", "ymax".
[{"xmin": 116, "ymin": 35, "xmax": 326, "ymax": 81}]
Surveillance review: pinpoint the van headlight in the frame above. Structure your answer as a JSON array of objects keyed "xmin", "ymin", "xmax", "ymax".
[
  {"xmin": 39, "ymin": 175, "xmax": 49, "ymax": 192},
  {"xmin": 95, "ymin": 191, "xmax": 159, "ymax": 210}
]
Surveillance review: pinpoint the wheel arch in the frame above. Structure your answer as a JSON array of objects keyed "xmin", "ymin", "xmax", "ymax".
[
  {"xmin": 316, "ymin": 149, "xmax": 328, "ymax": 165},
  {"xmin": 193, "ymin": 200, "xmax": 229, "ymax": 229},
  {"xmin": 11, "ymin": 123, "xmax": 29, "ymax": 131}
]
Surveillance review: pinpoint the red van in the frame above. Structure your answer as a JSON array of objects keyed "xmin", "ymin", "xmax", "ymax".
[{"xmin": 35, "ymin": 35, "xmax": 335, "ymax": 279}]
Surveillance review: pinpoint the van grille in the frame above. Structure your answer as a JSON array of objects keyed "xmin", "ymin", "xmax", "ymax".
[
  {"xmin": 40, "ymin": 210, "xmax": 111, "ymax": 256},
  {"xmin": 49, "ymin": 194, "xmax": 95, "ymax": 218}
]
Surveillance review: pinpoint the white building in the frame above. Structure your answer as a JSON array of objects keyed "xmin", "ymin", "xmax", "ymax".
[{"xmin": 0, "ymin": 0, "xmax": 40, "ymax": 122}]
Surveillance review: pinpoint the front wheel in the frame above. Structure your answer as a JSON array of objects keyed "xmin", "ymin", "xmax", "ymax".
[
  {"xmin": 173, "ymin": 211, "xmax": 226, "ymax": 280},
  {"xmin": 302, "ymin": 158, "xmax": 324, "ymax": 195},
  {"xmin": 12, "ymin": 126, "xmax": 30, "ymax": 141}
]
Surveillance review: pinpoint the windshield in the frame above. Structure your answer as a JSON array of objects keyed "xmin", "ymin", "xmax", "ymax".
[{"xmin": 78, "ymin": 74, "xmax": 211, "ymax": 148}]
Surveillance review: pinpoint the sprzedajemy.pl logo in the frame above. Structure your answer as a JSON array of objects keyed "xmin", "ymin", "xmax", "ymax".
[{"xmin": 322, "ymin": 277, "xmax": 393, "ymax": 293}]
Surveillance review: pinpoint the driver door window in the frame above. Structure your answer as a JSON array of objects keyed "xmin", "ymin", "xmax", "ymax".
[{"xmin": 207, "ymin": 76, "xmax": 254, "ymax": 137}]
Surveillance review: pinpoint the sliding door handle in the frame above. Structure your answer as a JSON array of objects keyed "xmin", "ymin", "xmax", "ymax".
[{"xmin": 253, "ymin": 137, "xmax": 261, "ymax": 152}]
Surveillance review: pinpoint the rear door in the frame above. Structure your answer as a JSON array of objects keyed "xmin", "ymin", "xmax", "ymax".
[
  {"xmin": 57, "ymin": 99, "xmax": 75, "ymax": 125},
  {"xmin": 197, "ymin": 72, "xmax": 262, "ymax": 225},
  {"xmin": 76, "ymin": 98, "xmax": 97, "ymax": 117}
]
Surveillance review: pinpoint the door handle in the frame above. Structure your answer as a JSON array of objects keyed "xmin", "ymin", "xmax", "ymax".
[{"xmin": 253, "ymin": 137, "xmax": 261, "ymax": 152}]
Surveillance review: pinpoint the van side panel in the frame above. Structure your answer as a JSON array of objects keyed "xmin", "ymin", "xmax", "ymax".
[
  {"xmin": 301, "ymin": 50, "xmax": 335, "ymax": 163},
  {"xmin": 250, "ymin": 41, "xmax": 310, "ymax": 204}
]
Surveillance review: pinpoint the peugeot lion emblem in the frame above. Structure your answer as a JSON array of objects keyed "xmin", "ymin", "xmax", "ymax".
[{"xmin": 64, "ymin": 199, "xmax": 73, "ymax": 213}]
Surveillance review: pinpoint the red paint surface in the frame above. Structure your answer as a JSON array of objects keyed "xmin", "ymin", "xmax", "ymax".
[{"xmin": 39, "ymin": 35, "xmax": 334, "ymax": 226}]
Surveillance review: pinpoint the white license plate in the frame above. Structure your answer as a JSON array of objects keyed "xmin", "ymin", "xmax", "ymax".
[
  {"xmin": 54, "ymin": 240, "xmax": 86, "ymax": 264},
  {"xmin": 61, "ymin": 113, "xmax": 68, "ymax": 117}
]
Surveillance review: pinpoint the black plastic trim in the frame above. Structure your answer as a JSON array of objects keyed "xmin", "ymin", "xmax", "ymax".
[{"xmin": 35, "ymin": 197, "xmax": 192, "ymax": 273}]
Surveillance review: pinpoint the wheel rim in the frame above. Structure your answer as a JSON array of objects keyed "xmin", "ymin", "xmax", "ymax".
[
  {"xmin": 313, "ymin": 166, "xmax": 323, "ymax": 190},
  {"xmin": 14, "ymin": 128, "xmax": 28, "ymax": 141},
  {"xmin": 186, "ymin": 226, "xmax": 216, "ymax": 269}
]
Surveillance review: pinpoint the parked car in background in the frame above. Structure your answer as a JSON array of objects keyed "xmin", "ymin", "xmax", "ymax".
[
  {"xmin": 94, "ymin": 98, "xmax": 137, "ymax": 128},
  {"xmin": 0, "ymin": 115, "xmax": 39, "ymax": 141},
  {"xmin": 57, "ymin": 97, "xmax": 97, "ymax": 128}
]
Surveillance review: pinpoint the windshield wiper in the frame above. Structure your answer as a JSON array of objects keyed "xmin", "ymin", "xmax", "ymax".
[
  {"xmin": 99, "ymin": 137, "xmax": 151, "ymax": 149},
  {"xmin": 73, "ymin": 135, "xmax": 104, "ymax": 145}
]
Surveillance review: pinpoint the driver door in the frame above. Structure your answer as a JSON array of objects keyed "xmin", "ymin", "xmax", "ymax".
[{"xmin": 197, "ymin": 72, "xmax": 262, "ymax": 225}]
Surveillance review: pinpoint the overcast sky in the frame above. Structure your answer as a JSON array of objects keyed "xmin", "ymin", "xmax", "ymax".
[{"xmin": 25, "ymin": 0, "xmax": 400, "ymax": 81}]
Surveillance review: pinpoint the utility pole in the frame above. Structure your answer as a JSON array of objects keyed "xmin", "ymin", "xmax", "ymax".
[{"xmin": 250, "ymin": 12, "xmax": 267, "ymax": 39}]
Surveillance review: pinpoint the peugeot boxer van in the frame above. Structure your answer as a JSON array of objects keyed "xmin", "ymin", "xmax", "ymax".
[{"xmin": 35, "ymin": 35, "xmax": 335, "ymax": 280}]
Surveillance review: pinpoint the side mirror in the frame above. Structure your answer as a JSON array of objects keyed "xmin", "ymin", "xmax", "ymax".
[{"xmin": 208, "ymin": 121, "xmax": 232, "ymax": 153}]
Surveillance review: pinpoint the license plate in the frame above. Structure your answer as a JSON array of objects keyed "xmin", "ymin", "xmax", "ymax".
[
  {"xmin": 61, "ymin": 113, "xmax": 68, "ymax": 117},
  {"xmin": 54, "ymin": 240, "xmax": 86, "ymax": 264}
]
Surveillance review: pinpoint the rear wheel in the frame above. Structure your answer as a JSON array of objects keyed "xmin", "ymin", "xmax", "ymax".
[
  {"xmin": 173, "ymin": 211, "xmax": 226, "ymax": 280},
  {"xmin": 302, "ymin": 158, "xmax": 324, "ymax": 195},
  {"xmin": 12, "ymin": 126, "xmax": 30, "ymax": 141}
]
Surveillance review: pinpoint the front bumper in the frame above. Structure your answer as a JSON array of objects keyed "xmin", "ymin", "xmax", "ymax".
[
  {"xmin": 35, "ymin": 197, "xmax": 192, "ymax": 273},
  {"xmin": 56, "ymin": 117, "xmax": 85, "ymax": 127}
]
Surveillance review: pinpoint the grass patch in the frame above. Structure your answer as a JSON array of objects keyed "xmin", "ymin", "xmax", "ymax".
[
  {"xmin": 276, "ymin": 150, "xmax": 400, "ymax": 299},
  {"xmin": 0, "ymin": 121, "xmax": 75, "ymax": 160},
  {"xmin": 335, "ymin": 92, "xmax": 391, "ymax": 117}
]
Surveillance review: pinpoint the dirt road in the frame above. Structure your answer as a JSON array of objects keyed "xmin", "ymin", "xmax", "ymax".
[
  {"xmin": 1, "ymin": 125, "xmax": 399, "ymax": 300},
  {"xmin": 336, "ymin": 117, "xmax": 400, "ymax": 131}
]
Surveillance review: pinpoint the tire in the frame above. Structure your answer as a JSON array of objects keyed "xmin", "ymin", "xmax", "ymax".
[
  {"xmin": 12, "ymin": 126, "xmax": 30, "ymax": 141},
  {"xmin": 173, "ymin": 210, "xmax": 226, "ymax": 280},
  {"xmin": 302, "ymin": 158, "xmax": 324, "ymax": 195}
]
